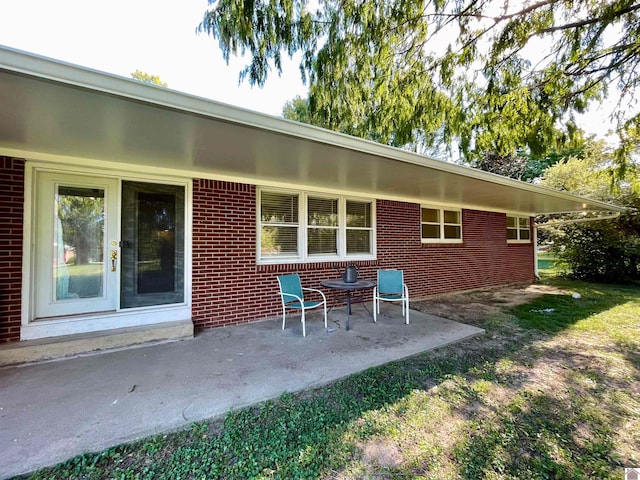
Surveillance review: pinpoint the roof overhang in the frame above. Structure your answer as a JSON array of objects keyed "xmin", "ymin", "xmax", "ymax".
[{"xmin": 0, "ymin": 46, "xmax": 625, "ymax": 215}]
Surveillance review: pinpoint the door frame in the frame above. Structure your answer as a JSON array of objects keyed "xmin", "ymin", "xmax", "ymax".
[
  {"xmin": 34, "ymin": 172, "xmax": 120, "ymax": 319},
  {"xmin": 21, "ymin": 161, "xmax": 193, "ymax": 341}
]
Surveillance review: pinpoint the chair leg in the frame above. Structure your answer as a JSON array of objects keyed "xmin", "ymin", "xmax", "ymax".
[
  {"xmin": 405, "ymin": 295, "xmax": 410, "ymax": 325},
  {"xmin": 323, "ymin": 302, "xmax": 328, "ymax": 329},
  {"xmin": 373, "ymin": 297, "xmax": 377, "ymax": 323},
  {"xmin": 282, "ymin": 305, "xmax": 286, "ymax": 331},
  {"xmin": 406, "ymin": 287, "xmax": 410, "ymax": 324},
  {"xmin": 301, "ymin": 309, "xmax": 306, "ymax": 337}
]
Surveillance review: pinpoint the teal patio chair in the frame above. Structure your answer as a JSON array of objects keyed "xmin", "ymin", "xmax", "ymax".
[
  {"xmin": 277, "ymin": 274, "xmax": 327, "ymax": 337},
  {"xmin": 373, "ymin": 269, "xmax": 410, "ymax": 324}
]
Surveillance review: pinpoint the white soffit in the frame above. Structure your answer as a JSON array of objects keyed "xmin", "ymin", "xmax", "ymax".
[{"xmin": 0, "ymin": 46, "xmax": 624, "ymax": 215}]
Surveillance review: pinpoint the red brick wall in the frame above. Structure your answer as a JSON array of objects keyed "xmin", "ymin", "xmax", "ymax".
[
  {"xmin": 191, "ymin": 180, "xmax": 534, "ymax": 331},
  {"xmin": 377, "ymin": 202, "xmax": 534, "ymax": 295},
  {"xmin": 191, "ymin": 180, "xmax": 380, "ymax": 330},
  {"xmin": 0, "ymin": 173, "xmax": 534, "ymax": 342},
  {"xmin": 1, "ymin": 157, "xmax": 25, "ymax": 342}
]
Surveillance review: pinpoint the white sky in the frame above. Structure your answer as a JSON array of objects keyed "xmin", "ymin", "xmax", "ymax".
[
  {"xmin": 0, "ymin": 0, "xmax": 619, "ymax": 137},
  {"xmin": 0, "ymin": 0, "xmax": 307, "ymax": 116}
]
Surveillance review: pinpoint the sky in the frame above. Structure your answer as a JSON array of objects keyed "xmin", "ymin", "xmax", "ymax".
[
  {"xmin": 0, "ymin": 0, "xmax": 307, "ymax": 116},
  {"xmin": 0, "ymin": 0, "xmax": 620, "ymax": 138}
]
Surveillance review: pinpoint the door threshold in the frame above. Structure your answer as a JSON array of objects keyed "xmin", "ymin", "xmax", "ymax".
[
  {"xmin": 1, "ymin": 320, "xmax": 193, "ymax": 367},
  {"xmin": 22, "ymin": 305, "xmax": 192, "ymax": 340},
  {"xmin": 32, "ymin": 310, "xmax": 116, "ymax": 322}
]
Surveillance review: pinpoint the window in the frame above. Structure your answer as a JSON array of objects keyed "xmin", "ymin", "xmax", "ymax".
[
  {"xmin": 260, "ymin": 191, "xmax": 300, "ymax": 259},
  {"xmin": 507, "ymin": 215, "xmax": 531, "ymax": 242},
  {"xmin": 421, "ymin": 207, "xmax": 462, "ymax": 242},
  {"xmin": 258, "ymin": 189, "xmax": 375, "ymax": 263},
  {"xmin": 346, "ymin": 200, "xmax": 373, "ymax": 255},
  {"xmin": 307, "ymin": 196, "xmax": 338, "ymax": 256}
]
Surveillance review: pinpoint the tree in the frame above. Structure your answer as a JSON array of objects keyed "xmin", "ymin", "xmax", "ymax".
[
  {"xmin": 539, "ymin": 140, "xmax": 640, "ymax": 282},
  {"xmin": 282, "ymin": 95, "xmax": 315, "ymax": 125},
  {"xmin": 540, "ymin": 141, "xmax": 615, "ymax": 199},
  {"xmin": 199, "ymin": 0, "xmax": 640, "ymax": 170},
  {"xmin": 282, "ymin": 94, "xmax": 437, "ymax": 154},
  {"xmin": 551, "ymin": 214, "xmax": 640, "ymax": 282},
  {"xmin": 58, "ymin": 195, "xmax": 104, "ymax": 265},
  {"xmin": 473, "ymin": 129, "xmax": 588, "ymax": 181},
  {"xmin": 473, "ymin": 146, "xmax": 584, "ymax": 182},
  {"xmin": 131, "ymin": 70, "xmax": 168, "ymax": 87}
]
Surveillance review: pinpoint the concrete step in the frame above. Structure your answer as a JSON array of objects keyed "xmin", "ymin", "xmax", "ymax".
[{"xmin": 0, "ymin": 320, "xmax": 194, "ymax": 367}]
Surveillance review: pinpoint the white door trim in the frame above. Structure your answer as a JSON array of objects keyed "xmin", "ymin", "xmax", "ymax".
[
  {"xmin": 21, "ymin": 161, "xmax": 193, "ymax": 340},
  {"xmin": 34, "ymin": 172, "xmax": 120, "ymax": 318}
]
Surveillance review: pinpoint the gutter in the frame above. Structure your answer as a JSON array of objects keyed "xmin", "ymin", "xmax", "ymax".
[{"xmin": 535, "ymin": 211, "xmax": 622, "ymax": 228}]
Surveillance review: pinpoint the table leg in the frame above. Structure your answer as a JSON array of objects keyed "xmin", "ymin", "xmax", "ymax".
[{"xmin": 346, "ymin": 291, "xmax": 351, "ymax": 331}]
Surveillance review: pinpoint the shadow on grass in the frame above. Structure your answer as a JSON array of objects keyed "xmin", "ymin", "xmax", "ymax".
[
  {"xmin": 451, "ymin": 341, "xmax": 637, "ymax": 479},
  {"xmin": 454, "ymin": 390, "xmax": 619, "ymax": 479},
  {"xmin": 510, "ymin": 280, "xmax": 639, "ymax": 332},
  {"xmin": 17, "ymin": 280, "xmax": 640, "ymax": 479}
]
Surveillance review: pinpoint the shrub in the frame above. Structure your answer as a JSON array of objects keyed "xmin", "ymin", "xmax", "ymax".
[{"xmin": 552, "ymin": 203, "xmax": 640, "ymax": 283}]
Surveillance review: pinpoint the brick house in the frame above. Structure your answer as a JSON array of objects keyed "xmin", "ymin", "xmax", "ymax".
[{"xmin": 0, "ymin": 47, "xmax": 623, "ymax": 357}]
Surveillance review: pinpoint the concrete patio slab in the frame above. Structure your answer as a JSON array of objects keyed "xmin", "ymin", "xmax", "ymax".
[{"xmin": 0, "ymin": 305, "xmax": 483, "ymax": 479}]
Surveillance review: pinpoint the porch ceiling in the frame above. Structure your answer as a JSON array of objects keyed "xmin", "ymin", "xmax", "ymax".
[{"xmin": 0, "ymin": 46, "xmax": 624, "ymax": 215}]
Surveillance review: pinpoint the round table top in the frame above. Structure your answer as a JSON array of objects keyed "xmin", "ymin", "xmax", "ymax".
[{"xmin": 321, "ymin": 278, "xmax": 375, "ymax": 290}]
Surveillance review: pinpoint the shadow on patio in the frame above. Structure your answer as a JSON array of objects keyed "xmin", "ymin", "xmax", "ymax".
[{"xmin": 0, "ymin": 304, "xmax": 482, "ymax": 479}]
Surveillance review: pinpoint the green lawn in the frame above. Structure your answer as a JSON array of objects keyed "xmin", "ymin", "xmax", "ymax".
[
  {"xmin": 537, "ymin": 253, "xmax": 557, "ymax": 271},
  {"xmin": 17, "ymin": 275, "xmax": 640, "ymax": 479}
]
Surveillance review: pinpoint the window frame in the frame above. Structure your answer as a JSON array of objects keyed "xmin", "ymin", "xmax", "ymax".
[
  {"xmin": 506, "ymin": 214, "xmax": 532, "ymax": 243},
  {"xmin": 307, "ymin": 194, "xmax": 340, "ymax": 258},
  {"xmin": 345, "ymin": 198, "xmax": 375, "ymax": 258},
  {"xmin": 258, "ymin": 190, "xmax": 301, "ymax": 261},
  {"xmin": 257, "ymin": 188, "xmax": 376, "ymax": 264},
  {"xmin": 420, "ymin": 205, "xmax": 463, "ymax": 244}
]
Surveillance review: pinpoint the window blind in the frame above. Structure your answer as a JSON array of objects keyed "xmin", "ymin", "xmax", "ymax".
[
  {"xmin": 260, "ymin": 192, "xmax": 299, "ymax": 257},
  {"xmin": 308, "ymin": 197, "xmax": 338, "ymax": 255}
]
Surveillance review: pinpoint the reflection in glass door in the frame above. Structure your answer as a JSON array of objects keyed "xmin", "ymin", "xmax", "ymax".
[
  {"xmin": 120, "ymin": 182, "xmax": 185, "ymax": 308},
  {"xmin": 55, "ymin": 186, "xmax": 105, "ymax": 300},
  {"xmin": 34, "ymin": 173, "xmax": 119, "ymax": 319}
]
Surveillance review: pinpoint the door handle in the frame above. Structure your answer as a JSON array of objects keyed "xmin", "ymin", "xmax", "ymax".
[{"xmin": 110, "ymin": 250, "xmax": 118, "ymax": 272}]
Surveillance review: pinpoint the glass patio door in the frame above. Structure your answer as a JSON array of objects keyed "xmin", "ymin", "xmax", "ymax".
[
  {"xmin": 120, "ymin": 181, "xmax": 185, "ymax": 308},
  {"xmin": 34, "ymin": 174, "xmax": 186, "ymax": 320},
  {"xmin": 34, "ymin": 172, "xmax": 119, "ymax": 318}
]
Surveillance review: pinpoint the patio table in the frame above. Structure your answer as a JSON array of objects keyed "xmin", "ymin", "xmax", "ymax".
[{"xmin": 320, "ymin": 278, "xmax": 375, "ymax": 331}]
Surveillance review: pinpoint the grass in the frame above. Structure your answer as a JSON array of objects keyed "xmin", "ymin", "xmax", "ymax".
[
  {"xmin": 537, "ymin": 253, "xmax": 557, "ymax": 271},
  {"xmin": 15, "ymin": 274, "xmax": 640, "ymax": 479}
]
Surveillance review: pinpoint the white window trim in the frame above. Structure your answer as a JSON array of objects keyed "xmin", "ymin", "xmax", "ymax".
[
  {"xmin": 307, "ymin": 193, "xmax": 340, "ymax": 259},
  {"xmin": 257, "ymin": 188, "xmax": 376, "ymax": 264},
  {"xmin": 259, "ymin": 189, "xmax": 302, "ymax": 262},
  {"xmin": 344, "ymin": 196, "xmax": 376, "ymax": 259},
  {"xmin": 420, "ymin": 205, "xmax": 463, "ymax": 244},
  {"xmin": 507, "ymin": 214, "xmax": 532, "ymax": 243}
]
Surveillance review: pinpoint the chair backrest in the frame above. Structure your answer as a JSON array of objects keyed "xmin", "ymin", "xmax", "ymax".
[
  {"xmin": 277, "ymin": 273, "xmax": 303, "ymax": 300},
  {"xmin": 377, "ymin": 269, "xmax": 404, "ymax": 295}
]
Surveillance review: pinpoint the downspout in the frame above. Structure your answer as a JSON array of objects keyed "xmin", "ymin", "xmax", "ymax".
[{"xmin": 534, "ymin": 223, "xmax": 539, "ymax": 279}]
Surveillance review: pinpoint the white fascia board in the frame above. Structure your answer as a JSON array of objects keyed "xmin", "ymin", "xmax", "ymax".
[
  {"xmin": 13, "ymin": 153, "xmax": 561, "ymax": 217},
  {"xmin": 0, "ymin": 45, "xmax": 626, "ymax": 215}
]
